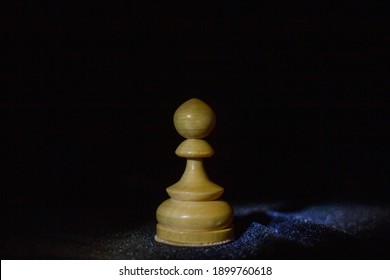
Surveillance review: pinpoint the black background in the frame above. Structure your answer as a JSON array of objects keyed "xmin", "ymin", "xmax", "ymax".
[{"xmin": 2, "ymin": 1, "xmax": 389, "ymax": 256}]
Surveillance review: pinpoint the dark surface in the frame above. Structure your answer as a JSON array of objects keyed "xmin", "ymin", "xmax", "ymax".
[
  {"xmin": 2, "ymin": 202, "xmax": 390, "ymax": 259},
  {"xmin": 2, "ymin": 2, "xmax": 390, "ymax": 259}
]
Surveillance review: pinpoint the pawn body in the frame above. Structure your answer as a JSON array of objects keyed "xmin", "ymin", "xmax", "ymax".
[
  {"xmin": 156, "ymin": 199, "xmax": 233, "ymax": 246},
  {"xmin": 155, "ymin": 98, "xmax": 234, "ymax": 246}
]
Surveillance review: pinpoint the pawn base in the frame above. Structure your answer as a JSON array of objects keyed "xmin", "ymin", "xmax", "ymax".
[{"xmin": 155, "ymin": 224, "xmax": 234, "ymax": 247}]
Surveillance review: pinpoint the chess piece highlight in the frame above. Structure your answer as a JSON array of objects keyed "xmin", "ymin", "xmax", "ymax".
[{"xmin": 155, "ymin": 98, "xmax": 234, "ymax": 246}]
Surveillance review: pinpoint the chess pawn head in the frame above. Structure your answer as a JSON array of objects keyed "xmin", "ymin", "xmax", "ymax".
[{"xmin": 173, "ymin": 98, "xmax": 216, "ymax": 139}]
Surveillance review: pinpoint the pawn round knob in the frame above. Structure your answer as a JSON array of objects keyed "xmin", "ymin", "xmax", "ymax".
[{"xmin": 173, "ymin": 98, "xmax": 216, "ymax": 139}]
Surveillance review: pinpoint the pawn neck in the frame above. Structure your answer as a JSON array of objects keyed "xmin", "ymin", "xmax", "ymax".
[
  {"xmin": 181, "ymin": 158, "xmax": 209, "ymax": 182},
  {"xmin": 166, "ymin": 158, "xmax": 224, "ymax": 201}
]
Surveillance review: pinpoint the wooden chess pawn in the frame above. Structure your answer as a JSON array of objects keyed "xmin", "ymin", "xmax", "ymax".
[{"xmin": 155, "ymin": 98, "xmax": 234, "ymax": 246}]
